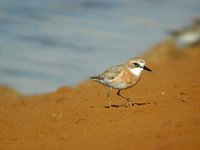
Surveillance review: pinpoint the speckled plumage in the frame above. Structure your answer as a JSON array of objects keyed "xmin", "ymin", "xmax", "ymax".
[{"xmin": 91, "ymin": 57, "xmax": 152, "ymax": 108}]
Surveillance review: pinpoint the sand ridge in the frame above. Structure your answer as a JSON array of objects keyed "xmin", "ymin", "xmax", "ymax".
[{"xmin": 0, "ymin": 44, "xmax": 200, "ymax": 150}]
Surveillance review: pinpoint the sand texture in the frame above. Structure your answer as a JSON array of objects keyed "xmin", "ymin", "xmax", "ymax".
[{"xmin": 0, "ymin": 43, "xmax": 200, "ymax": 150}]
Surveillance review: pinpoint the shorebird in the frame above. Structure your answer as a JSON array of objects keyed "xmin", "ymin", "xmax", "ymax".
[
  {"xmin": 168, "ymin": 20, "xmax": 200, "ymax": 47},
  {"xmin": 90, "ymin": 57, "xmax": 152, "ymax": 108}
]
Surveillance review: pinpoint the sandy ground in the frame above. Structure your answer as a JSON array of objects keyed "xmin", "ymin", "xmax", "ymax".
[{"xmin": 0, "ymin": 43, "xmax": 200, "ymax": 150}]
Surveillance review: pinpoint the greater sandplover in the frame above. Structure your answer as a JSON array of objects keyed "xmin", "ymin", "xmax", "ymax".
[{"xmin": 90, "ymin": 57, "xmax": 152, "ymax": 108}]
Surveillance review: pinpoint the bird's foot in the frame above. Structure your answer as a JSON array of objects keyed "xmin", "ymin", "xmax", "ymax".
[{"xmin": 128, "ymin": 102, "xmax": 133, "ymax": 107}]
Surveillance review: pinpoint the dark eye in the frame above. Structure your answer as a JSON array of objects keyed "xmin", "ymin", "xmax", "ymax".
[{"xmin": 133, "ymin": 63, "xmax": 139, "ymax": 66}]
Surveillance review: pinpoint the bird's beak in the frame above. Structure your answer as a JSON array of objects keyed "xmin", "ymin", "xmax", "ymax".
[{"xmin": 143, "ymin": 66, "xmax": 152, "ymax": 72}]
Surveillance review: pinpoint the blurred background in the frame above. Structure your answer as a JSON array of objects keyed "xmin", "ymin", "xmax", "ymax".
[{"xmin": 0, "ymin": 0, "xmax": 199, "ymax": 94}]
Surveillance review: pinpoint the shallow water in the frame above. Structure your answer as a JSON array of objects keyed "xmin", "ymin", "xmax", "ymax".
[{"xmin": 0, "ymin": 0, "xmax": 200, "ymax": 94}]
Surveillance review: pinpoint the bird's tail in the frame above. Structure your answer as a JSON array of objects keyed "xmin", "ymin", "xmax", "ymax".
[{"xmin": 90, "ymin": 76, "xmax": 99, "ymax": 81}]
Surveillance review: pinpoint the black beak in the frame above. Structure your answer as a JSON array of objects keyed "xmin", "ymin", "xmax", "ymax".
[{"xmin": 143, "ymin": 66, "xmax": 152, "ymax": 72}]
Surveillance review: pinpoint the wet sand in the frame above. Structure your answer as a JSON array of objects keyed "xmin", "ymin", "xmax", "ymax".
[{"xmin": 0, "ymin": 43, "xmax": 200, "ymax": 150}]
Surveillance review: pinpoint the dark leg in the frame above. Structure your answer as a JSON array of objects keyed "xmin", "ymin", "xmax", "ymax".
[
  {"xmin": 117, "ymin": 90, "xmax": 133, "ymax": 106},
  {"xmin": 107, "ymin": 87, "xmax": 112, "ymax": 108}
]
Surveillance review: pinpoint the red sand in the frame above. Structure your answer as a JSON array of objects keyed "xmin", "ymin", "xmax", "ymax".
[{"xmin": 0, "ymin": 43, "xmax": 200, "ymax": 150}]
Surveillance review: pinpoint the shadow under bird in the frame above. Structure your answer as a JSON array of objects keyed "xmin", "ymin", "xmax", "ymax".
[{"xmin": 90, "ymin": 57, "xmax": 152, "ymax": 108}]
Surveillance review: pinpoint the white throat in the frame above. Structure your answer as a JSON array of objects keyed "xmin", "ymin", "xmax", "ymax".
[{"xmin": 129, "ymin": 67, "xmax": 143, "ymax": 76}]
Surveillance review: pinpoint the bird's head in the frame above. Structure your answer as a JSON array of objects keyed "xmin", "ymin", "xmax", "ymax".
[{"xmin": 127, "ymin": 57, "xmax": 152, "ymax": 76}]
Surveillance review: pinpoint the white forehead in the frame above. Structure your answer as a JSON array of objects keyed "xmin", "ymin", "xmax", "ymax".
[
  {"xmin": 137, "ymin": 60, "xmax": 145, "ymax": 66},
  {"xmin": 129, "ymin": 58, "xmax": 145, "ymax": 66}
]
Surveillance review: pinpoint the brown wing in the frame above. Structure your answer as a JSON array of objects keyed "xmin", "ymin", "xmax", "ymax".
[{"xmin": 98, "ymin": 65, "xmax": 123, "ymax": 80}]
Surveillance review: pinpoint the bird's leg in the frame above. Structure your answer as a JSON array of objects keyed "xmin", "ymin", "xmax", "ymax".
[
  {"xmin": 117, "ymin": 90, "xmax": 133, "ymax": 106},
  {"xmin": 107, "ymin": 87, "xmax": 112, "ymax": 108}
]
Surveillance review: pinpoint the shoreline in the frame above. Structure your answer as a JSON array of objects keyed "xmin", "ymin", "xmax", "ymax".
[{"xmin": 1, "ymin": 41, "xmax": 200, "ymax": 149}]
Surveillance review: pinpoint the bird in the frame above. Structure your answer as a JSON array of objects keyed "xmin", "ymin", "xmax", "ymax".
[
  {"xmin": 90, "ymin": 57, "xmax": 152, "ymax": 108},
  {"xmin": 167, "ymin": 19, "xmax": 200, "ymax": 47}
]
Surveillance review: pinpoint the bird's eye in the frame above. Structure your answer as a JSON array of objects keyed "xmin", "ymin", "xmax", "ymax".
[{"xmin": 133, "ymin": 63, "xmax": 139, "ymax": 66}]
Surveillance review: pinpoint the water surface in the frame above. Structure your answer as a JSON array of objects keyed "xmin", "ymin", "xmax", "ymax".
[{"xmin": 0, "ymin": 0, "xmax": 199, "ymax": 94}]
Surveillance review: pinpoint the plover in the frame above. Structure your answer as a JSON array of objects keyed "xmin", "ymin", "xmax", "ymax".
[
  {"xmin": 90, "ymin": 57, "xmax": 152, "ymax": 108},
  {"xmin": 168, "ymin": 20, "xmax": 200, "ymax": 47}
]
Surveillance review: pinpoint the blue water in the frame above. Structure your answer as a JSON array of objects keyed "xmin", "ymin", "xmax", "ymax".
[{"xmin": 0, "ymin": 0, "xmax": 200, "ymax": 94}]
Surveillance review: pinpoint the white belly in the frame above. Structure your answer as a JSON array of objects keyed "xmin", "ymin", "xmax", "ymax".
[{"xmin": 101, "ymin": 79, "xmax": 136, "ymax": 89}]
